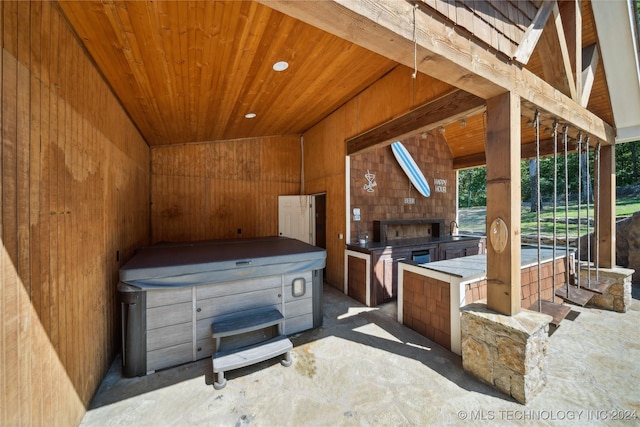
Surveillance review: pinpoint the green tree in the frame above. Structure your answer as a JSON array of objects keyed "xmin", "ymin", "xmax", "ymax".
[
  {"xmin": 616, "ymin": 141, "xmax": 640, "ymax": 186},
  {"xmin": 457, "ymin": 166, "xmax": 486, "ymax": 207},
  {"xmin": 457, "ymin": 140, "xmax": 639, "ymax": 209}
]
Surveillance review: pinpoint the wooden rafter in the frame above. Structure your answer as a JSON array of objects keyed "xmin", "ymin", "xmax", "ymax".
[
  {"xmin": 537, "ymin": 2, "xmax": 577, "ymax": 100},
  {"xmin": 558, "ymin": 0, "xmax": 582, "ymax": 101},
  {"xmin": 581, "ymin": 44, "xmax": 599, "ymax": 107},
  {"xmin": 259, "ymin": 0, "xmax": 615, "ymax": 144},
  {"xmin": 514, "ymin": 0, "xmax": 556, "ymax": 65},
  {"xmin": 346, "ymin": 89, "xmax": 485, "ymax": 155}
]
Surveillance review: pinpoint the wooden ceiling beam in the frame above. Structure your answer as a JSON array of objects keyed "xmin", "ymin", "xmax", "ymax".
[
  {"xmin": 520, "ymin": 136, "xmax": 579, "ymax": 160},
  {"xmin": 346, "ymin": 89, "xmax": 485, "ymax": 155},
  {"xmin": 453, "ymin": 136, "xmax": 581, "ymax": 170},
  {"xmin": 452, "ymin": 153, "xmax": 487, "ymax": 170},
  {"xmin": 259, "ymin": 0, "xmax": 615, "ymax": 144}
]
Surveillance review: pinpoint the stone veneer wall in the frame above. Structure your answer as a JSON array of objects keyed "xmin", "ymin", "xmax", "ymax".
[
  {"xmin": 581, "ymin": 267, "xmax": 634, "ymax": 313},
  {"xmin": 461, "ymin": 304, "xmax": 552, "ymax": 404},
  {"xmin": 403, "ymin": 271, "xmax": 451, "ymax": 350}
]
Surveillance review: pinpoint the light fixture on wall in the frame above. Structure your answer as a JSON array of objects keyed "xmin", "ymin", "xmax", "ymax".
[
  {"xmin": 245, "ymin": 113, "xmax": 257, "ymax": 119},
  {"xmin": 438, "ymin": 126, "xmax": 445, "ymax": 135},
  {"xmin": 459, "ymin": 118, "xmax": 466, "ymax": 128}
]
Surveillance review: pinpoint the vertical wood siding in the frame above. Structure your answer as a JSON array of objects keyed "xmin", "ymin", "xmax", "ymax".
[
  {"xmin": 1, "ymin": 2, "xmax": 150, "ymax": 425},
  {"xmin": 151, "ymin": 135, "xmax": 301, "ymax": 242}
]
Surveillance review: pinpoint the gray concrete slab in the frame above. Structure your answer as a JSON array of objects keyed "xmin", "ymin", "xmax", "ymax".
[{"xmin": 82, "ymin": 284, "xmax": 640, "ymax": 426}]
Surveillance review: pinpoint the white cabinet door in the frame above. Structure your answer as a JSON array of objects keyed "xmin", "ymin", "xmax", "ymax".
[{"xmin": 278, "ymin": 195, "xmax": 314, "ymax": 244}]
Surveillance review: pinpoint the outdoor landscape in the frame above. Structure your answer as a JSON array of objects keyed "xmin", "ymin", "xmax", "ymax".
[{"xmin": 458, "ymin": 142, "xmax": 640, "ymax": 240}]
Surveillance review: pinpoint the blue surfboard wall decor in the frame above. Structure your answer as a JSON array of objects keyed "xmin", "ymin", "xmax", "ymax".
[{"xmin": 391, "ymin": 141, "xmax": 431, "ymax": 197}]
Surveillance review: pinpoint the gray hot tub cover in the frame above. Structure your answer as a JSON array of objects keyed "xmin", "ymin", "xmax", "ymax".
[{"xmin": 119, "ymin": 237, "xmax": 326, "ymax": 290}]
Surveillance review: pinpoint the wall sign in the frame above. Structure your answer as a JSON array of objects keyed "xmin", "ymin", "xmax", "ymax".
[
  {"xmin": 363, "ymin": 170, "xmax": 377, "ymax": 192},
  {"xmin": 434, "ymin": 178, "xmax": 447, "ymax": 193}
]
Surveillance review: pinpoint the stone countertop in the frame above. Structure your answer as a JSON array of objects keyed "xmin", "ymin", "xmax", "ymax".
[
  {"xmin": 345, "ymin": 235, "xmax": 482, "ymax": 253},
  {"xmin": 402, "ymin": 246, "xmax": 573, "ymax": 280}
]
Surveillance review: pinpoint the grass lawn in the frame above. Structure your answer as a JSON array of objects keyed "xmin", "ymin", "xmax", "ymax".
[{"xmin": 458, "ymin": 196, "xmax": 640, "ymax": 238}]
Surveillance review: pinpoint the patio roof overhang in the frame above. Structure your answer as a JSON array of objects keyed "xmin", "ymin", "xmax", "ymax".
[
  {"xmin": 259, "ymin": 0, "xmax": 616, "ymax": 145},
  {"xmin": 592, "ymin": 0, "xmax": 640, "ymax": 143}
]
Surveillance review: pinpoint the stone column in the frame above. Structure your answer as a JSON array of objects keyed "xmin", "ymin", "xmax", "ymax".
[{"xmin": 461, "ymin": 303, "xmax": 552, "ymax": 404}]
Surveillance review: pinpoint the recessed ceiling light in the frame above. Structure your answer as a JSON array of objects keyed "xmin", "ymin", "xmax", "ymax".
[
  {"xmin": 245, "ymin": 113, "xmax": 256, "ymax": 119},
  {"xmin": 273, "ymin": 61, "xmax": 289, "ymax": 72}
]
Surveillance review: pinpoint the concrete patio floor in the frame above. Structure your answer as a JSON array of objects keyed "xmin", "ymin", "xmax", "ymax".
[{"xmin": 82, "ymin": 283, "xmax": 640, "ymax": 426}]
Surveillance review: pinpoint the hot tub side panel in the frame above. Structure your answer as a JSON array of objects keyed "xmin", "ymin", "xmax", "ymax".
[{"xmin": 119, "ymin": 269, "xmax": 322, "ymax": 376}]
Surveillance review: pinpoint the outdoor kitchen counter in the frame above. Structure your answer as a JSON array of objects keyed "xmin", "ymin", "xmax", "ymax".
[
  {"xmin": 401, "ymin": 246, "xmax": 570, "ymax": 278},
  {"xmin": 397, "ymin": 246, "xmax": 572, "ymax": 355},
  {"xmin": 344, "ymin": 235, "xmax": 485, "ymax": 307},
  {"xmin": 345, "ymin": 235, "xmax": 481, "ymax": 254}
]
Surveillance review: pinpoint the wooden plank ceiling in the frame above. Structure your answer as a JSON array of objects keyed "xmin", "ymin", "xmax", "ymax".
[
  {"xmin": 58, "ymin": 0, "xmax": 398, "ymax": 145},
  {"xmin": 58, "ymin": 0, "xmax": 614, "ymax": 166}
]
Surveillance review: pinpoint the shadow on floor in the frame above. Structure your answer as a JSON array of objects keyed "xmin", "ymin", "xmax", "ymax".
[{"xmin": 89, "ymin": 284, "xmax": 510, "ymax": 409}]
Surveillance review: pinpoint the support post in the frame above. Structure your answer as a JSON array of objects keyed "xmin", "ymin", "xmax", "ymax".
[
  {"xmin": 596, "ymin": 144, "xmax": 616, "ymax": 268},
  {"xmin": 485, "ymin": 92, "xmax": 522, "ymax": 315}
]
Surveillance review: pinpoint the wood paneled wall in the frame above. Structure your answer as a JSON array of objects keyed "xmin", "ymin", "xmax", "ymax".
[
  {"xmin": 350, "ymin": 132, "xmax": 456, "ymax": 240},
  {"xmin": 151, "ymin": 135, "xmax": 301, "ymax": 242},
  {"xmin": 304, "ymin": 66, "xmax": 455, "ymax": 289},
  {"xmin": 1, "ymin": 2, "xmax": 150, "ymax": 425}
]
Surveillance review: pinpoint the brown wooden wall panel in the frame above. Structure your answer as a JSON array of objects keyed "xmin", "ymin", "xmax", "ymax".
[
  {"xmin": 305, "ymin": 173, "xmax": 345, "ymax": 287},
  {"xmin": 304, "ymin": 66, "xmax": 456, "ymax": 290},
  {"xmin": 1, "ymin": 2, "xmax": 150, "ymax": 425},
  {"xmin": 402, "ymin": 271, "xmax": 451, "ymax": 350},
  {"xmin": 151, "ymin": 135, "xmax": 301, "ymax": 242},
  {"xmin": 347, "ymin": 256, "xmax": 367, "ymax": 305}
]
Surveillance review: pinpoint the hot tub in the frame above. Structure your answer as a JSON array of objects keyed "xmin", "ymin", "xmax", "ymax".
[{"xmin": 118, "ymin": 237, "xmax": 326, "ymax": 376}]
